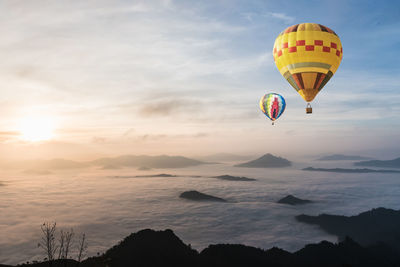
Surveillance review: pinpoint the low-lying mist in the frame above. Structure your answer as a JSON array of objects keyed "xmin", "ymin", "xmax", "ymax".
[{"xmin": 1, "ymin": 161, "xmax": 399, "ymax": 265}]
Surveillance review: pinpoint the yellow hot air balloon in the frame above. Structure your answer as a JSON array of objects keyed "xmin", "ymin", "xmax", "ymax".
[{"xmin": 273, "ymin": 23, "xmax": 343, "ymax": 113}]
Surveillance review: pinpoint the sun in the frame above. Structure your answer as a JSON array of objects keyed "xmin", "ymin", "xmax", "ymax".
[{"xmin": 18, "ymin": 116, "xmax": 55, "ymax": 142}]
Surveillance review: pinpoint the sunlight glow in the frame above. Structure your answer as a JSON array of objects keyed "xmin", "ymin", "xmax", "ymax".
[{"xmin": 18, "ymin": 116, "xmax": 55, "ymax": 142}]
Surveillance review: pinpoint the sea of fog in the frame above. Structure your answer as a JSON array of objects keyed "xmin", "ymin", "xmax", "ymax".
[{"xmin": 1, "ymin": 160, "xmax": 400, "ymax": 264}]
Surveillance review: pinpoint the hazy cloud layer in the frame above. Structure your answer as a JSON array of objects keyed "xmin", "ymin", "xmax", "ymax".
[
  {"xmin": 2, "ymin": 164, "xmax": 400, "ymax": 265},
  {"xmin": 139, "ymin": 99, "xmax": 201, "ymax": 117}
]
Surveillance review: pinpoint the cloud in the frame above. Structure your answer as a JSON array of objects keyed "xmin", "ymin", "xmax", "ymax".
[
  {"xmin": 89, "ymin": 3, "xmax": 150, "ymax": 16},
  {"xmin": 241, "ymin": 12, "xmax": 255, "ymax": 22},
  {"xmin": 138, "ymin": 132, "xmax": 208, "ymax": 141},
  {"xmin": 267, "ymin": 12, "xmax": 295, "ymax": 24},
  {"xmin": 0, "ymin": 131, "xmax": 19, "ymax": 143},
  {"xmin": 122, "ymin": 128, "xmax": 135, "ymax": 137},
  {"xmin": 92, "ymin": 137, "xmax": 107, "ymax": 144},
  {"xmin": 0, "ymin": 131, "xmax": 18, "ymax": 136},
  {"xmin": 140, "ymin": 134, "xmax": 167, "ymax": 141},
  {"xmin": 138, "ymin": 99, "xmax": 201, "ymax": 117}
]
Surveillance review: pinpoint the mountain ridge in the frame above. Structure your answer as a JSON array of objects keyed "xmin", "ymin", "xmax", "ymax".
[
  {"xmin": 296, "ymin": 207, "xmax": 400, "ymax": 251},
  {"xmin": 302, "ymin": 167, "xmax": 400, "ymax": 173},
  {"xmin": 317, "ymin": 154, "xmax": 373, "ymax": 161},
  {"xmin": 4, "ymin": 225, "xmax": 400, "ymax": 267},
  {"xmin": 354, "ymin": 157, "xmax": 400, "ymax": 168},
  {"xmin": 3, "ymin": 155, "xmax": 208, "ymax": 170}
]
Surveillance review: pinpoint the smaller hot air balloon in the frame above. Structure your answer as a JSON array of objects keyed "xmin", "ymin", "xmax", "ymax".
[{"xmin": 260, "ymin": 93, "xmax": 286, "ymax": 125}]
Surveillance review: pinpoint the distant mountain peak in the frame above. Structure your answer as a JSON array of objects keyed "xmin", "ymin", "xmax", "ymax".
[{"xmin": 234, "ymin": 153, "xmax": 291, "ymax": 168}]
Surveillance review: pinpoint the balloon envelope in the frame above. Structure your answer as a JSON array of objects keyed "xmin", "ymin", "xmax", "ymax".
[
  {"xmin": 273, "ymin": 23, "xmax": 342, "ymax": 102},
  {"xmin": 260, "ymin": 93, "xmax": 286, "ymax": 122}
]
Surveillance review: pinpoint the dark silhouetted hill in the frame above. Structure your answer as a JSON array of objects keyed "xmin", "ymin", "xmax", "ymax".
[
  {"xmin": 201, "ymin": 238, "xmax": 398, "ymax": 267},
  {"xmin": 354, "ymin": 157, "xmax": 400, "ymax": 168},
  {"xmin": 317, "ymin": 154, "xmax": 373, "ymax": 161},
  {"xmin": 4, "ymin": 228, "xmax": 400, "ymax": 267},
  {"xmin": 86, "ymin": 229, "xmax": 199, "ymax": 267},
  {"xmin": 179, "ymin": 190, "xmax": 226, "ymax": 202},
  {"xmin": 200, "ymin": 244, "xmax": 271, "ymax": 266},
  {"xmin": 234, "ymin": 154, "xmax": 291, "ymax": 168},
  {"xmin": 277, "ymin": 195, "xmax": 312, "ymax": 205},
  {"xmin": 92, "ymin": 155, "xmax": 206, "ymax": 168},
  {"xmin": 302, "ymin": 167, "xmax": 400, "ymax": 173},
  {"xmin": 212, "ymin": 175, "xmax": 256, "ymax": 181},
  {"xmin": 293, "ymin": 237, "xmax": 400, "ymax": 267},
  {"xmin": 296, "ymin": 207, "xmax": 400, "ymax": 251}
]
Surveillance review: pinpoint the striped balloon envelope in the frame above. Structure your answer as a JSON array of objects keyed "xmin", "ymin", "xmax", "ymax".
[
  {"xmin": 273, "ymin": 23, "xmax": 342, "ymax": 113},
  {"xmin": 259, "ymin": 93, "xmax": 286, "ymax": 125}
]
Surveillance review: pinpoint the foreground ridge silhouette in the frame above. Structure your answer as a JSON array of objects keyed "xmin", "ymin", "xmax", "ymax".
[
  {"xmin": 296, "ymin": 207, "xmax": 400, "ymax": 251},
  {"xmin": 4, "ymin": 227, "xmax": 400, "ymax": 267}
]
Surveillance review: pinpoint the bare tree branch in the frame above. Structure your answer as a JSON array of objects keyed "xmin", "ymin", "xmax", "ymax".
[
  {"xmin": 77, "ymin": 233, "xmax": 88, "ymax": 263},
  {"xmin": 38, "ymin": 222, "xmax": 58, "ymax": 263},
  {"xmin": 58, "ymin": 230, "xmax": 65, "ymax": 260},
  {"xmin": 63, "ymin": 229, "xmax": 74, "ymax": 259}
]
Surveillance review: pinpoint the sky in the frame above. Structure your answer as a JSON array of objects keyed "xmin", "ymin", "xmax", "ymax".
[{"xmin": 0, "ymin": 0, "xmax": 399, "ymax": 160}]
